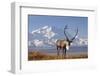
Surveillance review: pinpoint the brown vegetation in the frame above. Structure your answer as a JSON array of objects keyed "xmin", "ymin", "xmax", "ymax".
[{"xmin": 28, "ymin": 51, "xmax": 88, "ymax": 61}]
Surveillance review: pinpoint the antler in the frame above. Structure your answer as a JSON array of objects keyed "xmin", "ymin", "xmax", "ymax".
[
  {"xmin": 64, "ymin": 25, "xmax": 78, "ymax": 42},
  {"xmin": 70, "ymin": 27, "xmax": 78, "ymax": 41},
  {"xmin": 64, "ymin": 25, "xmax": 69, "ymax": 41}
]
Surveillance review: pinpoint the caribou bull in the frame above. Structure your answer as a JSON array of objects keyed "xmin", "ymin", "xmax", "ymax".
[{"xmin": 56, "ymin": 25, "xmax": 78, "ymax": 58}]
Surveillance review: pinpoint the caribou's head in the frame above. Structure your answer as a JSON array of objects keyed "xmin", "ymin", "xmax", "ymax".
[{"xmin": 64, "ymin": 25, "xmax": 78, "ymax": 48}]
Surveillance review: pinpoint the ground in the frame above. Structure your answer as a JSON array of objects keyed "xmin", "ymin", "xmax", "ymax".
[{"xmin": 28, "ymin": 51, "xmax": 88, "ymax": 61}]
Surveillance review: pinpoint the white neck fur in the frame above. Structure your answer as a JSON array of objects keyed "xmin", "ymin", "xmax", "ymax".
[{"xmin": 66, "ymin": 46, "xmax": 69, "ymax": 50}]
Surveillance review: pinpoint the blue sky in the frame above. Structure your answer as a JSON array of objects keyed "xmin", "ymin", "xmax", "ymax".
[{"xmin": 28, "ymin": 15, "xmax": 88, "ymax": 38}]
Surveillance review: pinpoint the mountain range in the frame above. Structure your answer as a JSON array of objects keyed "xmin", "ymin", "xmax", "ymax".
[{"xmin": 28, "ymin": 25, "xmax": 88, "ymax": 48}]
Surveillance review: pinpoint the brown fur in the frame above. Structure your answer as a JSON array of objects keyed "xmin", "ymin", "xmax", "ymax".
[{"xmin": 56, "ymin": 39, "xmax": 68, "ymax": 58}]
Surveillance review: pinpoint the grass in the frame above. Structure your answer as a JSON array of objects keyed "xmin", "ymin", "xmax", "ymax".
[{"xmin": 28, "ymin": 51, "xmax": 88, "ymax": 61}]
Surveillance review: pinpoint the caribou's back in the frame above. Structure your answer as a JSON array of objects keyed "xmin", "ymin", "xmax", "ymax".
[{"xmin": 56, "ymin": 40, "xmax": 68, "ymax": 48}]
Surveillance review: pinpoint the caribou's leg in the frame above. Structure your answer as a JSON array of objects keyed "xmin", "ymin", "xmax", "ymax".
[
  {"xmin": 57, "ymin": 46, "xmax": 60, "ymax": 56},
  {"xmin": 62, "ymin": 48, "xmax": 65, "ymax": 58},
  {"xmin": 64, "ymin": 48, "xmax": 67, "ymax": 58}
]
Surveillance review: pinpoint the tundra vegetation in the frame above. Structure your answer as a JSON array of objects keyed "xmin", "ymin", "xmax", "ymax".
[{"xmin": 28, "ymin": 51, "xmax": 88, "ymax": 60}]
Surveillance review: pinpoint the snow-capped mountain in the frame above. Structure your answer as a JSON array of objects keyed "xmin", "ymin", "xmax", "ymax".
[
  {"xmin": 72, "ymin": 38, "xmax": 88, "ymax": 46},
  {"xmin": 28, "ymin": 39, "xmax": 57, "ymax": 48},
  {"xmin": 28, "ymin": 25, "xmax": 88, "ymax": 48},
  {"xmin": 31, "ymin": 26, "xmax": 56, "ymax": 39}
]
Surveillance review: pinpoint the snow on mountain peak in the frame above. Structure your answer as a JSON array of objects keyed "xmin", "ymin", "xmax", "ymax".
[
  {"xmin": 33, "ymin": 39, "xmax": 44, "ymax": 47},
  {"xmin": 29, "ymin": 25, "xmax": 88, "ymax": 48},
  {"xmin": 31, "ymin": 28, "xmax": 41, "ymax": 34},
  {"xmin": 42, "ymin": 26, "xmax": 48, "ymax": 29},
  {"xmin": 31, "ymin": 25, "xmax": 56, "ymax": 39}
]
